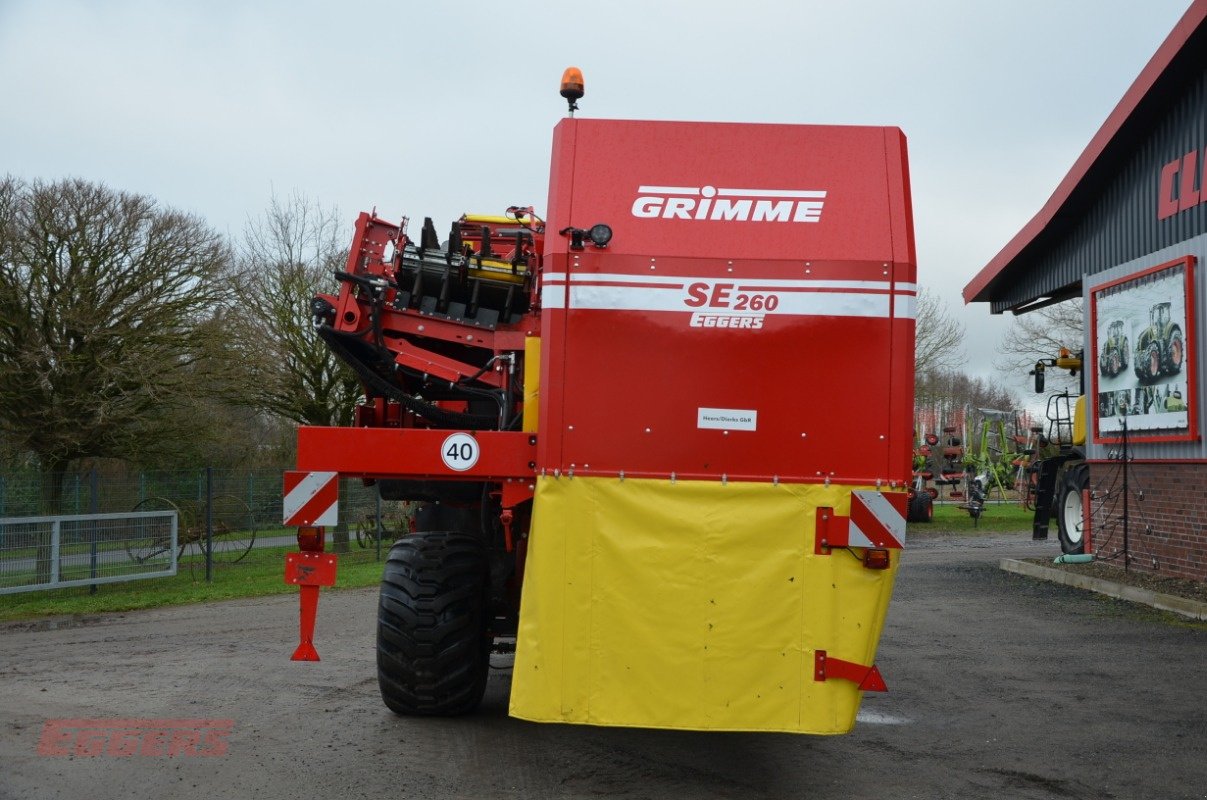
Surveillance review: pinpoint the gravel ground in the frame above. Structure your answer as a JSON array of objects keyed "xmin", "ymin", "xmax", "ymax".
[{"xmin": 2, "ymin": 530, "xmax": 1205, "ymax": 800}]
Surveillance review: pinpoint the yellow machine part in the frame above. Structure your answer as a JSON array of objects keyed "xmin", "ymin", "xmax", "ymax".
[
  {"xmin": 467, "ymin": 258, "xmax": 527, "ymax": 283},
  {"xmin": 522, "ymin": 336, "xmax": 540, "ymax": 433},
  {"xmin": 1073, "ymin": 395, "xmax": 1086, "ymax": 446},
  {"xmin": 462, "ymin": 213, "xmax": 535, "ymax": 227},
  {"xmin": 510, "ymin": 475, "xmax": 900, "ymax": 734}
]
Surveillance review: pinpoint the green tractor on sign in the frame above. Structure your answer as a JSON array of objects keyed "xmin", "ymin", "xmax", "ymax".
[
  {"xmin": 1133, "ymin": 301, "xmax": 1184, "ymax": 383},
  {"xmin": 1097, "ymin": 319, "xmax": 1129, "ymax": 378}
]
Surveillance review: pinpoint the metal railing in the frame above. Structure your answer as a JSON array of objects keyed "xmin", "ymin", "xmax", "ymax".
[
  {"xmin": 0, "ymin": 511, "xmax": 177, "ymax": 595},
  {"xmin": 0, "ymin": 468, "xmax": 415, "ymax": 584}
]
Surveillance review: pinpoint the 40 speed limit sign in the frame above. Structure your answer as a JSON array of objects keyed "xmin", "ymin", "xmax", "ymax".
[{"xmin": 440, "ymin": 432, "xmax": 481, "ymax": 472}]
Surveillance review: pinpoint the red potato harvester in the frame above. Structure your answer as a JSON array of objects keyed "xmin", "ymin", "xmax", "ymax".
[{"xmin": 282, "ymin": 69, "xmax": 917, "ymax": 734}]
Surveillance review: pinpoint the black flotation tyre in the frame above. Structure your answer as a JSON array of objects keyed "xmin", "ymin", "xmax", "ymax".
[{"xmin": 376, "ymin": 531, "xmax": 490, "ymax": 715}]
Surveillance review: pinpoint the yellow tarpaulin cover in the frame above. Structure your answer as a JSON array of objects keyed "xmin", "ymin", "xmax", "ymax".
[{"xmin": 510, "ymin": 475, "xmax": 900, "ymax": 734}]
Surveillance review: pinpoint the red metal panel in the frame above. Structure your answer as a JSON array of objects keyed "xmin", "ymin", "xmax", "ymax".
[
  {"xmin": 537, "ymin": 124, "xmax": 577, "ymax": 471},
  {"xmin": 538, "ymin": 120, "xmax": 915, "ymax": 485},
  {"xmin": 547, "ymin": 119, "xmax": 905, "ymax": 264},
  {"xmin": 296, "ymin": 427, "xmax": 536, "ymax": 480}
]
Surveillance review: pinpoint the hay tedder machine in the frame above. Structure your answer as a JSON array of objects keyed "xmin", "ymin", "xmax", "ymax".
[{"xmin": 281, "ymin": 73, "xmax": 917, "ymax": 734}]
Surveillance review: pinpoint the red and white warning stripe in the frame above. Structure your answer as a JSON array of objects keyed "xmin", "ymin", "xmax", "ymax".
[
  {"xmin": 283, "ymin": 471, "xmax": 339, "ymax": 527},
  {"xmin": 847, "ymin": 490, "xmax": 907, "ymax": 549}
]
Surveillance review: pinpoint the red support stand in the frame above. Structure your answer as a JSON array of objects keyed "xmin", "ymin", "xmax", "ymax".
[{"xmin": 285, "ymin": 552, "xmax": 338, "ymax": 662}]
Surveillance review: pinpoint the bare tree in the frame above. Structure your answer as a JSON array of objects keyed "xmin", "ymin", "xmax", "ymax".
[
  {"xmin": 915, "ymin": 288, "xmax": 964, "ymax": 377},
  {"xmin": 0, "ymin": 177, "xmax": 234, "ymax": 574},
  {"xmin": 232, "ymin": 193, "xmax": 360, "ymax": 428},
  {"xmin": 915, "ymin": 368, "xmax": 1020, "ymax": 433},
  {"xmin": 995, "ymin": 298, "xmax": 1084, "ymax": 392}
]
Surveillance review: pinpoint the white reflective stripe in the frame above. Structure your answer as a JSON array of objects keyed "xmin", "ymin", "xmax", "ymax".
[
  {"xmin": 852, "ymin": 489, "xmax": 907, "ymax": 546},
  {"xmin": 848, "ymin": 522, "xmax": 877, "ymax": 549},
  {"xmin": 565, "ymin": 273, "xmax": 690, "ymax": 286},
  {"xmin": 539, "ymin": 275, "xmax": 917, "ymax": 319},
  {"xmin": 541, "ymin": 285, "xmax": 566, "ymax": 309},
  {"xmin": 637, "ymin": 185, "xmax": 701, "ymax": 195},
  {"xmin": 732, "ymin": 279, "xmax": 895, "ymax": 291},
  {"xmin": 544, "ymin": 274, "xmax": 914, "ymax": 291},
  {"xmin": 567, "ymin": 286, "xmax": 905, "ymax": 319},
  {"xmin": 309, "ymin": 502, "xmax": 338, "ymax": 527},
  {"xmin": 894, "ymin": 293, "xmax": 918, "ymax": 321},
  {"xmin": 717, "ymin": 188, "xmax": 827, "ymax": 198}
]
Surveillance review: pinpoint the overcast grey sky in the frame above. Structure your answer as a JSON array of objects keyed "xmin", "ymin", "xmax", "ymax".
[{"xmin": 0, "ymin": 0, "xmax": 1192, "ymax": 395}]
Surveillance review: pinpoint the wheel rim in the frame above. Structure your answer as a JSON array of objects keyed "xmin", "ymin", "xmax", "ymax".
[
  {"xmin": 1172, "ymin": 336, "xmax": 1183, "ymax": 369},
  {"xmin": 200, "ymin": 495, "xmax": 257, "ymax": 563},
  {"xmin": 126, "ymin": 497, "xmax": 182, "ymax": 564},
  {"xmin": 1149, "ymin": 348, "xmax": 1159, "ymax": 377},
  {"xmin": 1062, "ymin": 488, "xmax": 1084, "ymax": 545}
]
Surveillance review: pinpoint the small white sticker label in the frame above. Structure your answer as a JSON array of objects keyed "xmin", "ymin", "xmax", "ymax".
[
  {"xmin": 697, "ymin": 407, "xmax": 758, "ymax": 432},
  {"xmin": 441, "ymin": 432, "xmax": 481, "ymax": 471}
]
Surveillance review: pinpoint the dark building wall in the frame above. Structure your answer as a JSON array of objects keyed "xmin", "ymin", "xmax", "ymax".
[{"xmin": 1089, "ymin": 462, "xmax": 1207, "ymax": 583}]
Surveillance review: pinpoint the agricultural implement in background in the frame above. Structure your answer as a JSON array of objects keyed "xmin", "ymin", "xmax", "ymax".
[
  {"xmin": 963, "ymin": 408, "xmax": 1025, "ymax": 501},
  {"xmin": 914, "ymin": 409, "xmax": 1031, "ymax": 525},
  {"xmin": 911, "ymin": 428, "xmax": 964, "ymax": 516},
  {"xmin": 1029, "ymin": 349, "xmax": 1090, "ymax": 554},
  {"xmin": 279, "ymin": 71, "xmax": 917, "ymax": 735}
]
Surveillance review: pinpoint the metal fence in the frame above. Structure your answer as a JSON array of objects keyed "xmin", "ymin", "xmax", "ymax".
[
  {"xmin": 0, "ymin": 511, "xmax": 177, "ymax": 595},
  {"xmin": 0, "ymin": 468, "xmax": 414, "ymax": 581}
]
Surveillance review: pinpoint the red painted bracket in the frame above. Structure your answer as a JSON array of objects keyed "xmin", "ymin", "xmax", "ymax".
[
  {"xmin": 285, "ymin": 552, "xmax": 338, "ymax": 662},
  {"xmin": 285, "ymin": 552, "xmax": 338, "ymax": 587},
  {"xmin": 814, "ymin": 650, "xmax": 888, "ymax": 692}
]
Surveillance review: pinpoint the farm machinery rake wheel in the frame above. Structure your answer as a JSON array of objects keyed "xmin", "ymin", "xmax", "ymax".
[
  {"xmin": 126, "ymin": 495, "xmax": 258, "ymax": 565},
  {"xmin": 126, "ymin": 497, "xmax": 183, "ymax": 564},
  {"xmin": 377, "ymin": 531, "xmax": 491, "ymax": 715},
  {"xmin": 201, "ymin": 495, "xmax": 258, "ymax": 564}
]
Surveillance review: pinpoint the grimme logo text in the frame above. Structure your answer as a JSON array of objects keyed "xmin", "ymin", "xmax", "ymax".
[{"xmin": 631, "ymin": 185, "xmax": 826, "ymax": 222}]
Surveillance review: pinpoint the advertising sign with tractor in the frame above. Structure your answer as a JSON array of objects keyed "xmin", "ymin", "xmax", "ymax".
[
  {"xmin": 1133, "ymin": 302, "xmax": 1183, "ymax": 382},
  {"xmin": 1089, "ymin": 256, "xmax": 1198, "ymax": 442},
  {"xmin": 1097, "ymin": 319, "xmax": 1129, "ymax": 378}
]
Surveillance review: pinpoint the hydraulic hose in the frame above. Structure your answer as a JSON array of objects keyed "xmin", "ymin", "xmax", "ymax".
[{"xmin": 317, "ymin": 325, "xmax": 499, "ymax": 430}]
